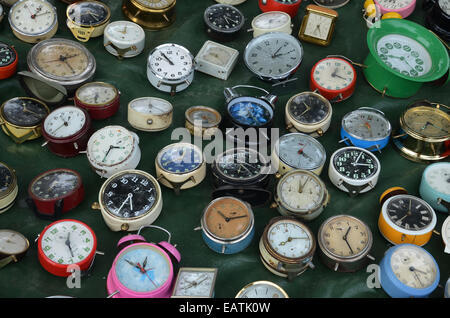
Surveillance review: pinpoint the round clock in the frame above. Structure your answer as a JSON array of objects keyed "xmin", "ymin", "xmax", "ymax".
[
  {"xmin": 66, "ymin": 0, "xmax": 111, "ymax": 42},
  {"xmin": 37, "ymin": 219, "xmax": 97, "ymax": 277},
  {"xmin": 425, "ymin": 0, "xmax": 450, "ymax": 41},
  {"xmin": 0, "ymin": 162, "xmax": 18, "ymax": 214},
  {"xmin": 185, "ymin": 106, "xmax": 221, "ymax": 139},
  {"xmin": 204, "ymin": 4, "xmax": 245, "ymax": 42},
  {"xmin": 363, "ymin": 19, "xmax": 449, "ymax": 98},
  {"xmin": 171, "ymin": 267, "xmax": 218, "ymax": 298},
  {"xmin": 340, "ymin": 107, "xmax": 392, "ymax": 152},
  {"xmin": 259, "ymin": 216, "xmax": 316, "ymax": 280},
  {"xmin": 374, "ymin": 0, "xmax": 416, "ymax": 18},
  {"xmin": 317, "ymin": 215, "xmax": 374, "ymax": 272},
  {"xmin": 27, "ymin": 168, "xmax": 84, "ymax": 218},
  {"xmin": 392, "ymin": 100, "xmax": 449, "ymax": 162},
  {"xmin": 251, "ymin": 11, "xmax": 292, "ymax": 38},
  {"xmin": 258, "ymin": 0, "xmax": 302, "ymax": 18},
  {"xmin": 235, "ymin": 281, "xmax": 289, "ymax": 298},
  {"xmin": 215, "ymin": 0, "xmax": 247, "ymax": 4},
  {"xmin": 379, "ymin": 244, "xmax": 440, "ymax": 298},
  {"xmin": 147, "ymin": 43, "xmax": 195, "ymax": 95},
  {"xmin": 42, "ymin": 106, "xmax": 92, "ymax": 158},
  {"xmin": 104, "ymin": 21, "xmax": 146, "ymax": 59},
  {"xmin": 94, "ymin": 169, "xmax": 163, "ymax": 232},
  {"xmin": 8, "ymin": 0, "xmax": 58, "ymax": 44},
  {"xmin": 86, "ymin": 125, "xmax": 141, "ymax": 178},
  {"xmin": 74, "ymin": 82, "xmax": 120, "ymax": 120},
  {"xmin": 128, "ymin": 97, "xmax": 173, "ymax": 132},
  {"xmin": 328, "ymin": 146, "xmax": 381, "ymax": 196},
  {"xmin": 0, "ymin": 97, "xmax": 49, "ymax": 144},
  {"xmin": 155, "ymin": 142, "xmax": 206, "ymax": 193},
  {"xmin": 0, "ymin": 3, "xmax": 3, "ymax": 22},
  {"xmin": 122, "ymin": 0, "xmax": 176, "ymax": 30},
  {"xmin": 107, "ymin": 225, "xmax": 181, "ymax": 298},
  {"xmin": 419, "ymin": 162, "xmax": 450, "ymax": 213},
  {"xmin": 310, "ymin": 56, "xmax": 357, "ymax": 102},
  {"xmin": 27, "ymin": 38, "xmax": 96, "ymax": 95},
  {"xmin": 244, "ymin": 32, "xmax": 303, "ymax": 82},
  {"xmin": 313, "ymin": 0, "xmax": 350, "ymax": 8},
  {"xmin": 0, "ymin": 42, "xmax": 18, "ymax": 80},
  {"xmin": 0, "ymin": 230, "xmax": 29, "ymax": 269},
  {"xmin": 442, "ymin": 215, "xmax": 450, "ymax": 254},
  {"xmin": 200, "ymin": 196, "xmax": 255, "ymax": 255},
  {"xmin": 271, "ymin": 132, "xmax": 327, "ymax": 176},
  {"xmin": 285, "ymin": 91, "xmax": 332, "ymax": 137},
  {"xmin": 272, "ymin": 169, "xmax": 329, "ymax": 221}
]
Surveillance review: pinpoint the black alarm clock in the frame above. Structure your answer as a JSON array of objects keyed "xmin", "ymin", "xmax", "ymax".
[{"xmin": 424, "ymin": 0, "xmax": 450, "ymax": 41}]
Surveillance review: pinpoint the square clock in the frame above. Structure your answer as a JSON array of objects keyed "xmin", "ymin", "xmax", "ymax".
[
  {"xmin": 195, "ymin": 41, "xmax": 239, "ymax": 80},
  {"xmin": 299, "ymin": 4, "xmax": 338, "ymax": 46},
  {"xmin": 171, "ymin": 267, "xmax": 218, "ymax": 298}
]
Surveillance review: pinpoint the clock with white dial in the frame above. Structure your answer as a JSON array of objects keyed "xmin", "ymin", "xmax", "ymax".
[
  {"xmin": 442, "ymin": 216, "xmax": 450, "ymax": 254},
  {"xmin": 43, "ymin": 106, "xmax": 86, "ymax": 139},
  {"xmin": 299, "ymin": 5, "xmax": 338, "ymax": 46},
  {"xmin": 128, "ymin": 97, "xmax": 173, "ymax": 132},
  {"xmin": 251, "ymin": 11, "xmax": 292, "ymax": 38},
  {"xmin": 171, "ymin": 267, "xmax": 218, "ymax": 298},
  {"xmin": 195, "ymin": 41, "xmax": 239, "ymax": 80},
  {"xmin": 303, "ymin": 13, "xmax": 332, "ymax": 40},
  {"xmin": 235, "ymin": 281, "xmax": 289, "ymax": 298},
  {"xmin": 374, "ymin": 0, "xmax": 416, "ymax": 17},
  {"xmin": 104, "ymin": 21, "xmax": 145, "ymax": 59},
  {"xmin": 419, "ymin": 162, "xmax": 450, "ymax": 213},
  {"xmin": 0, "ymin": 229, "xmax": 29, "ymax": 269},
  {"xmin": 215, "ymin": 0, "xmax": 247, "ymax": 4}
]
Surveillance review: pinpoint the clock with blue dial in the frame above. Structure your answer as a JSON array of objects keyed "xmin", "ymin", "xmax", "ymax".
[
  {"xmin": 157, "ymin": 143, "xmax": 202, "ymax": 174},
  {"xmin": 227, "ymin": 97, "xmax": 273, "ymax": 127}
]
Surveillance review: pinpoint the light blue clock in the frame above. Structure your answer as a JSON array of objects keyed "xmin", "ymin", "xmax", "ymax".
[
  {"xmin": 379, "ymin": 244, "xmax": 440, "ymax": 298},
  {"xmin": 419, "ymin": 162, "xmax": 450, "ymax": 213}
]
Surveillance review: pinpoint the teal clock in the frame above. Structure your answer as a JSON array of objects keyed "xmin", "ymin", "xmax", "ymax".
[
  {"xmin": 419, "ymin": 162, "xmax": 450, "ymax": 213},
  {"xmin": 363, "ymin": 19, "xmax": 449, "ymax": 98}
]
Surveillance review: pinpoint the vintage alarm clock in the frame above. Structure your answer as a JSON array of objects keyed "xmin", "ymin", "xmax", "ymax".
[
  {"xmin": 27, "ymin": 168, "xmax": 84, "ymax": 219},
  {"xmin": 0, "ymin": 3, "xmax": 3, "ymax": 22},
  {"xmin": 195, "ymin": 41, "xmax": 239, "ymax": 81},
  {"xmin": 41, "ymin": 106, "xmax": 92, "ymax": 158},
  {"xmin": 104, "ymin": 21, "xmax": 146, "ymax": 59},
  {"xmin": 215, "ymin": 0, "xmax": 247, "ymax": 4},
  {"xmin": 37, "ymin": 219, "xmax": 98, "ymax": 277},
  {"xmin": 122, "ymin": 0, "xmax": 176, "ymax": 30},
  {"xmin": 298, "ymin": 5, "xmax": 338, "ymax": 47},
  {"xmin": 235, "ymin": 281, "xmax": 289, "ymax": 298},
  {"xmin": 419, "ymin": 162, "xmax": 450, "ymax": 213},
  {"xmin": 258, "ymin": 0, "xmax": 302, "ymax": 18},
  {"xmin": 0, "ymin": 162, "xmax": 18, "ymax": 214},
  {"xmin": 424, "ymin": 0, "xmax": 450, "ymax": 41},
  {"xmin": 442, "ymin": 215, "xmax": 450, "ymax": 254},
  {"xmin": 373, "ymin": 0, "xmax": 416, "ymax": 18},
  {"xmin": 250, "ymin": 11, "xmax": 292, "ymax": 38},
  {"xmin": 171, "ymin": 267, "xmax": 218, "ymax": 298},
  {"xmin": 185, "ymin": 105, "xmax": 222, "ymax": 139},
  {"xmin": 379, "ymin": 244, "xmax": 440, "ymax": 298},
  {"xmin": 0, "ymin": 229, "xmax": 29, "ymax": 269},
  {"xmin": 128, "ymin": 97, "xmax": 173, "ymax": 132},
  {"xmin": 106, "ymin": 225, "xmax": 181, "ymax": 298},
  {"xmin": 203, "ymin": 4, "xmax": 245, "ymax": 42},
  {"xmin": 313, "ymin": 0, "xmax": 350, "ymax": 8},
  {"xmin": 0, "ymin": 42, "xmax": 18, "ymax": 80},
  {"xmin": 74, "ymin": 82, "xmax": 121, "ymax": 120}
]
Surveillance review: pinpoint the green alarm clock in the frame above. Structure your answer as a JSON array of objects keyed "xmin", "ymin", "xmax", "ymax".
[{"xmin": 363, "ymin": 19, "xmax": 449, "ymax": 98}]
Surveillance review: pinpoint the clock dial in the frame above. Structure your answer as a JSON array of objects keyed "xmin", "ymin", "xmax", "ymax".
[
  {"xmin": 0, "ymin": 163, "xmax": 14, "ymax": 194},
  {"xmin": 9, "ymin": 0, "xmax": 56, "ymax": 36},
  {"xmin": 101, "ymin": 172, "xmax": 158, "ymax": 219},
  {"xmin": 148, "ymin": 44, "xmax": 194, "ymax": 81},
  {"xmin": 88, "ymin": 127, "xmax": 135, "ymax": 166},
  {"xmin": 200, "ymin": 44, "xmax": 233, "ymax": 67},
  {"xmin": 205, "ymin": 4, "xmax": 244, "ymax": 32},
  {"xmin": 204, "ymin": 197, "xmax": 251, "ymax": 239},
  {"xmin": 105, "ymin": 21, "xmax": 144, "ymax": 43},
  {"xmin": 424, "ymin": 164, "xmax": 450, "ymax": 195},
  {"xmin": 375, "ymin": 0, "xmax": 414, "ymax": 10},
  {"xmin": 332, "ymin": 148, "xmax": 378, "ymax": 180},
  {"xmin": 403, "ymin": 106, "xmax": 449, "ymax": 139},
  {"xmin": 40, "ymin": 220, "xmax": 95, "ymax": 265},
  {"xmin": 236, "ymin": 281, "xmax": 288, "ymax": 298},
  {"xmin": 129, "ymin": 97, "xmax": 172, "ymax": 115},
  {"xmin": 43, "ymin": 106, "xmax": 86, "ymax": 138},
  {"xmin": 386, "ymin": 195, "xmax": 434, "ymax": 231},
  {"xmin": 0, "ymin": 230, "xmax": 28, "ymax": 255},
  {"xmin": 215, "ymin": 148, "xmax": 268, "ymax": 182},
  {"xmin": 376, "ymin": 34, "xmax": 432, "ymax": 78},
  {"xmin": 313, "ymin": 0, "xmax": 350, "ymax": 8},
  {"xmin": 228, "ymin": 97, "xmax": 273, "ymax": 127},
  {"xmin": 30, "ymin": 169, "xmax": 80, "ymax": 200},
  {"xmin": 244, "ymin": 33, "xmax": 303, "ymax": 79},
  {"xmin": 173, "ymin": 268, "xmax": 217, "ymax": 297},
  {"xmin": 442, "ymin": 216, "xmax": 450, "ymax": 247},
  {"xmin": 75, "ymin": 82, "xmax": 118, "ymax": 106},
  {"xmin": 303, "ymin": 13, "xmax": 332, "ymax": 40},
  {"xmin": 342, "ymin": 108, "xmax": 391, "ymax": 141},
  {"xmin": 277, "ymin": 133, "xmax": 326, "ymax": 171},
  {"xmin": 1, "ymin": 97, "xmax": 49, "ymax": 127},
  {"xmin": 267, "ymin": 219, "xmax": 313, "ymax": 259},
  {"xmin": 439, "ymin": 0, "xmax": 450, "ymax": 14},
  {"xmin": 253, "ymin": 11, "xmax": 290, "ymax": 30},
  {"xmin": 287, "ymin": 92, "xmax": 331, "ymax": 125},
  {"xmin": 186, "ymin": 106, "xmax": 221, "ymax": 127},
  {"xmin": 390, "ymin": 245, "xmax": 438, "ymax": 289},
  {"xmin": 0, "ymin": 43, "xmax": 16, "ymax": 67},
  {"xmin": 157, "ymin": 143, "xmax": 203, "ymax": 174},
  {"xmin": 67, "ymin": 1, "xmax": 110, "ymax": 26},
  {"xmin": 312, "ymin": 58, "xmax": 355, "ymax": 91},
  {"xmin": 135, "ymin": 0, "xmax": 175, "ymax": 8}
]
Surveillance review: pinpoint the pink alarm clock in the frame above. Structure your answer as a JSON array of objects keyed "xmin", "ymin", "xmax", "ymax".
[
  {"xmin": 373, "ymin": 0, "xmax": 416, "ymax": 17},
  {"xmin": 106, "ymin": 225, "xmax": 181, "ymax": 298}
]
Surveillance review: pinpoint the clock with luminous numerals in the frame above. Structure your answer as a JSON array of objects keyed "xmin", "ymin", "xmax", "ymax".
[{"xmin": 204, "ymin": 4, "xmax": 245, "ymax": 42}]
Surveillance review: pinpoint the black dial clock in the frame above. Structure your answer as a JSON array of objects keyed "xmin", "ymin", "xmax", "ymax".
[
  {"xmin": 332, "ymin": 148, "xmax": 378, "ymax": 180},
  {"xmin": 424, "ymin": 0, "xmax": 450, "ymax": 41},
  {"xmin": 204, "ymin": 4, "xmax": 245, "ymax": 42},
  {"xmin": 30, "ymin": 170, "xmax": 80, "ymax": 200},
  {"xmin": 1, "ymin": 97, "xmax": 49, "ymax": 127},
  {"xmin": 67, "ymin": 1, "xmax": 110, "ymax": 26},
  {"xmin": 386, "ymin": 195, "xmax": 435, "ymax": 231},
  {"xmin": 0, "ymin": 164, "xmax": 13, "ymax": 194},
  {"xmin": 0, "ymin": 42, "xmax": 16, "ymax": 67},
  {"xmin": 287, "ymin": 92, "xmax": 332, "ymax": 128}
]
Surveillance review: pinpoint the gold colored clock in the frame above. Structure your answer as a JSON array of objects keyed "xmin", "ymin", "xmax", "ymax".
[
  {"xmin": 299, "ymin": 4, "xmax": 338, "ymax": 46},
  {"xmin": 122, "ymin": 0, "xmax": 176, "ymax": 30}
]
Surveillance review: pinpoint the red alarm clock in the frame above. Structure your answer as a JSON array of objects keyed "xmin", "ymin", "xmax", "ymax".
[
  {"xmin": 310, "ymin": 56, "xmax": 357, "ymax": 102},
  {"xmin": 259, "ymin": 0, "xmax": 302, "ymax": 18},
  {"xmin": 27, "ymin": 169, "xmax": 84, "ymax": 219},
  {"xmin": 37, "ymin": 219, "xmax": 97, "ymax": 277},
  {"xmin": 0, "ymin": 42, "xmax": 18, "ymax": 80},
  {"xmin": 74, "ymin": 82, "xmax": 120, "ymax": 120},
  {"xmin": 42, "ymin": 106, "xmax": 92, "ymax": 158}
]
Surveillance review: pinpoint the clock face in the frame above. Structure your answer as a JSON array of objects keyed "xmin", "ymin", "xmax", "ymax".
[
  {"xmin": 186, "ymin": 106, "xmax": 221, "ymax": 127},
  {"xmin": 403, "ymin": 106, "xmax": 450, "ymax": 139},
  {"xmin": 424, "ymin": 163, "xmax": 450, "ymax": 195},
  {"xmin": 88, "ymin": 126, "xmax": 135, "ymax": 166},
  {"xmin": 0, "ymin": 230, "xmax": 28, "ymax": 255},
  {"xmin": 215, "ymin": 148, "xmax": 268, "ymax": 182},
  {"xmin": 204, "ymin": 197, "xmax": 251, "ymax": 240},
  {"xmin": 376, "ymin": 34, "xmax": 432, "ymax": 78},
  {"xmin": 67, "ymin": 1, "xmax": 110, "ymax": 26},
  {"xmin": 115, "ymin": 245, "xmax": 171, "ymax": 293},
  {"xmin": 0, "ymin": 163, "xmax": 14, "ymax": 194},
  {"xmin": 199, "ymin": 42, "xmax": 234, "ymax": 67},
  {"xmin": 439, "ymin": 0, "xmax": 450, "ymax": 14},
  {"xmin": 277, "ymin": 133, "xmax": 326, "ymax": 171},
  {"xmin": 0, "ymin": 43, "xmax": 16, "ymax": 67},
  {"xmin": 43, "ymin": 106, "xmax": 86, "ymax": 138},
  {"xmin": 386, "ymin": 195, "xmax": 434, "ymax": 231},
  {"xmin": 173, "ymin": 268, "xmax": 217, "ymax": 297},
  {"xmin": 320, "ymin": 215, "xmax": 371, "ymax": 258},
  {"xmin": 332, "ymin": 148, "xmax": 378, "ymax": 180},
  {"xmin": 244, "ymin": 33, "xmax": 303, "ymax": 79},
  {"xmin": 389, "ymin": 245, "xmax": 438, "ymax": 289},
  {"xmin": 313, "ymin": 0, "xmax": 350, "ymax": 8},
  {"xmin": 236, "ymin": 281, "xmax": 288, "ymax": 298},
  {"xmin": 105, "ymin": 21, "xmax": 144, "ymax": 43},
  {"xmin": 135, "ymin": 0, "xmax": 175, "ymax": 9},
  {"xmin": 267, "ymin": 219, "xmax": 313, "ymax": 259},
  {"xmin": 204, "ymin": 4, "xmax": 244, "ymax": 32},
  {"xmin": 130, "ymin": 97, "xmax": 172, "ymax": 115},
  {"xmin": 312, "ymin": 58, "xmax": 355, "ymax": 91},
  {"xmin": 442, "ymin": 216, "xmax": 450, "ymax": 246},
  {"xmin": 253, "ymin": 11, "xmax": 290, "ymax": 30},
  {"xmin": 287, "ymin": 92, "xmax": 331, "ymax": 125},
  {"xmin": 40, "ymin": 220, "xmax": 95, "ymax": 265},
  {"xmin": 278, "ymin": 171, "xmax": 325, "ymax": 213},
  {"xmin": 9, "ymin": 0, "xmax": 56, "ymax": 36},
  {"xmin": 76, "ymin": 82, "xmax": 118, "ymax": 106},
  {"xmin": 30, "ymin": 169, "xmax": 80, "ymax": 200},
  {"xmin": 101, "ymin": 171, "xmax": 158, "ymax": 219},
  {"xmin": 1, "ymin": 97, "xmax": 48, "ymax": 127},
  {"xmin": 157, "ymin": 143, "xmax": 203, "ymax": 174},
  {"xmin": 342, "ymin": 108, "xmax": 391, "ymax": 141},
  {"xmin": 375, "ymin": 0, "xmax": 414, "ymax": 10},
  {"xmin": 303, "ymin": 13, "xmax": 333, "ymax": 40},
  {"xmin": 227, "ymin": 97, "xmax": 273, "ymax": 127},
  {"xmin": 148, "ymin": 44, "xmax": 194, "ymax": 81}
]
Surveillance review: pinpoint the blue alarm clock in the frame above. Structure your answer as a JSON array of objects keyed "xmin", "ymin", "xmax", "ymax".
[
  {"xmin": 340, "ymin": 107, "xmax": 392, "ymax": 152},
  {"xmin": 419, "ymin": 162, "xmax": 450, "ymax": 213},
  {"xmin": 379, "ymin": 244, "xmax": 440, "ymax": 298}
]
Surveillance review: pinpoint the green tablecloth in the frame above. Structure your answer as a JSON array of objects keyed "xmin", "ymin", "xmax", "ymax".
[{"xmin": 0, "ymin": 0, "xmax": 448, "ymax": 298}]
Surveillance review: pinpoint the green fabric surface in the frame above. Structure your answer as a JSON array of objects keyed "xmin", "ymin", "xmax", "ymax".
[{"xmin": 0, "ymin": 0, "xmax": 449, "ymax": 298}]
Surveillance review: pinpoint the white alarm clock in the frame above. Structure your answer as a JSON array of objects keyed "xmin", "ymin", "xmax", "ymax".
[
  {"xmin": 195, "ymin": 41, "xmax": 239, "ymax": 81},
  {"xmin": 250, "ymin": 11, "xmax": 292, "ymax": 38},
  {"xmin": 104, "ymin": 20, "xmax": 145, "ymax": 59}
]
